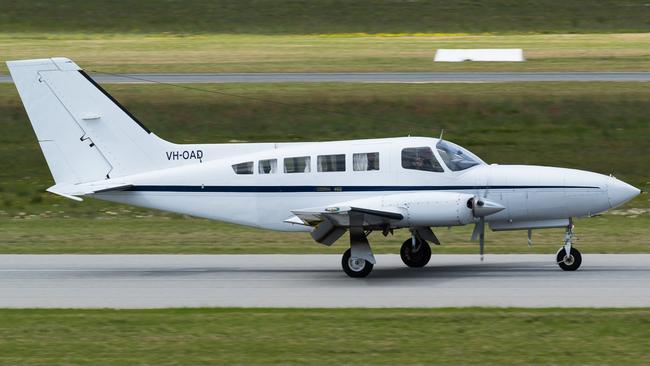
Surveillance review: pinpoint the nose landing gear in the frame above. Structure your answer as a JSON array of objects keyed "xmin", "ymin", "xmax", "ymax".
[
  {"xmin": 556, "ymin": 222, "xmax": 582, "ymax": 271},
  {"xmin": 556, "ymin": 247, "xmax": 582, "ymax": 271}
]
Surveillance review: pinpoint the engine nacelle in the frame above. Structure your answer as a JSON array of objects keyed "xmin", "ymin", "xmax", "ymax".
[{"xmin": 382, "ymin": 192, "xmax": 476, "ymax": 227}]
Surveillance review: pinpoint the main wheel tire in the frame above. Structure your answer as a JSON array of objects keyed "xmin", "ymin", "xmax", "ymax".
[
  {"xmin": 556, "ymin": 247, "xmax": 582, "ymax": 271},
  {"xmin": 341, "ymin": 249, "xmax": 374, "ymax": 278},
  {"xmin": 400, "ymin": 238, "xmax": 432, "ymax": 268}
]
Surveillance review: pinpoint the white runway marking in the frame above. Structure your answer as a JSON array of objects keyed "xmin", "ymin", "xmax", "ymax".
[{"xmin": 0, "ymin": 254, "xmax": 648, "ymax": 308}]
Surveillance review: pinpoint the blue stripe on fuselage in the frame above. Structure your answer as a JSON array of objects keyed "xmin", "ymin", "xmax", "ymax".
[{"xmin": 122, "ymin": 185, "xmax": 599, "ymax": 193}]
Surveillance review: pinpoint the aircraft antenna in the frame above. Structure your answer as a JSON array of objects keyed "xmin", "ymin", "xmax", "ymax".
[{"xmin": 439, "ymin": 129, "xmax": 444, "ymax": 140}]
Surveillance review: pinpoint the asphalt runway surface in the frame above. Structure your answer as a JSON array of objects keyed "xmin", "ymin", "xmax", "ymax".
[
  {"xmin": 1, "ymin": 254, "xmax": 648, "ymax": 308},
  {"xmin": 2, "ymin": 72, "xmax": 650, "ymax": 84}
]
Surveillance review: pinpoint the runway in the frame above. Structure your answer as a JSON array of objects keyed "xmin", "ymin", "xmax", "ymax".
[
  {"xmin": 1, "ymin": 254, "xmax": 648, "ymax": 308},
  {"xmin": 2, "ymin": 72, "xmax": 650, "ymax": 84}
]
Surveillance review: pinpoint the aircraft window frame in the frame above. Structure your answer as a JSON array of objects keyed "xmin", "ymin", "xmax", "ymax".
[
  {"xmin": 401, "ymin": 147, "xmax": 444, "ymax": 173},
  {"xmin": 258, "ymin": 159, "xmax": 277, "ymax": 174},
  {"xmin": 284, "ymin": 156, "xmax": 311, "ymax": 174},
  {"xmin": 232, "ymin": 161, "xmax": 254, "ymax": 175},
  {"xmin": 353, "ymin": 152, "xmax": 380, "ymax": 171},
  {"xmin": 317, "ymin": 154, "xmax": 346, "ymax": 172}
]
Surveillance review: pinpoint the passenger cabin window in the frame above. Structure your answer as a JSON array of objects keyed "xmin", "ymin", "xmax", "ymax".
[
  {"xmin": 353, "ymin": 152, "xmax": 379, "ymax": 171},
  {"xmin": 401, "ymin": 147, "xmax": 443, "ymax": 172},
  {"xmin": 284, "ymin": 156, "xmax": 311, "ymax": 173},
  {"xmin": 317, "ymin": 154, "xmax": 346, "ymax": 172},
  {"xmin": 232, "ymin": 161, "xmax": 254, "ymax": 175},
  {"xmin": 258, "ymin": 159, "xmax": 277, "ymax": 174}
]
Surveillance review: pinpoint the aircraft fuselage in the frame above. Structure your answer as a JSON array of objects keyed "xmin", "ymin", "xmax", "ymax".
[{"xmin": 94, "ymin": 137, "xmax": 638, "ymax": 232}]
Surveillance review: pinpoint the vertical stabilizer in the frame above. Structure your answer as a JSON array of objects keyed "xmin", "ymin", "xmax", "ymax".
[{"xmin": 7, "ymin": 57, "xmax": 171, "ymax": 184}]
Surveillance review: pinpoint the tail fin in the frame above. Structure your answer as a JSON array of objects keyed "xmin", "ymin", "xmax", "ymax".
[{"xmin": 7, "ymin": 57, "xmax": 172, "ymax": 184}]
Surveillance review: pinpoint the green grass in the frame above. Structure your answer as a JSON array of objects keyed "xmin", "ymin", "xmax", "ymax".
[
  {"xmin": 0, "ymin": 215, "xmax": 648, "ymax": 254},
  {"xmin": 0, "ymin": 308, "xmax": 649, "ymax": 365},
  {"xmin": 2, "ymin": 0, "xmax": 650, "ymax": 34},
  {"xmin": 0, "ymin": 82, "xmax": 647, "ymax": 253},
  {"xmin": 3, "ymin": 33, "xmax": 650, "ymax": 73}
]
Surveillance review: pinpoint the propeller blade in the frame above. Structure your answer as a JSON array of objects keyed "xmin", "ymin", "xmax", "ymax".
[
  {"xmin": 477, "ymin": 217, "xmax": 485, "ymax": 262},
  {"xmin": 470, "ymin": 217, "xmax": 486, "ymax": 261},
  {"xmin": 471, "ymin": 220, "xmax": 481, "ymax": 241}
]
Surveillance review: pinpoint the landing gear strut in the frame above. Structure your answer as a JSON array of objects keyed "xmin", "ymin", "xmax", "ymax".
[
  {"xmin": 556, "ymin": 222, "xmax": 582, "ymax": 271},
  {"xmin": 400, "ymin": 236, "xmax": 431, "ymax": 268},
  {"xmin": 341, "ymin": 212, "xmax": 376, "ymax": 278}
]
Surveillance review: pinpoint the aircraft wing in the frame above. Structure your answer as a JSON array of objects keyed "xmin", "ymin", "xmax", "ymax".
[
  {"xmin": 287, "ymin": 204, "xmax": 404, "ymax": 246},
  {"xmin": 289, "ymin": 206, "xmax": 403, "ymax": 226}
]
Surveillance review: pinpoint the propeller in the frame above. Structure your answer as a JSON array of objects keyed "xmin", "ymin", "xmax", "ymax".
[
  {"xmin": 469, "ymin": 197, "xmax": 505, "ymax": 262},
  {"xmin": 471, "ymin": 216, "xmax": 486, "ymax": 261}
]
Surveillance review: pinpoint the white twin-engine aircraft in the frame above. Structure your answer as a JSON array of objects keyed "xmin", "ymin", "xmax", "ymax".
[{"xmin": 9, "ymin": 58, "xmax": 640, "ymax": 277}]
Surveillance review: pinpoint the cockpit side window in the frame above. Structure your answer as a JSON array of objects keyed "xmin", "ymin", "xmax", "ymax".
[
  {"xmin": 436, "ymin": 140, "xmax": 482, "ymax": 172},
  {"xmin": 401, "ymin": 147, "xmax": 444, "ymax": 172}
]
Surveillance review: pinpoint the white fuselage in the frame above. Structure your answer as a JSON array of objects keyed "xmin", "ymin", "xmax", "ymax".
[{"xmin": 94, "ymin": 137, "xmax": 638, "ymax": 232}]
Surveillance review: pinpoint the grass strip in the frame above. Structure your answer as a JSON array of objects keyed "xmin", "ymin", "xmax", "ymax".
[
  {"xmin": 3, "ymin": 33, "xmax": 650, "ymax": 73},
  {"xmin": 0, "ymin": 214, "xmax": 647, "ymax": 254},
  {"xmin": 0, "ymin": 308, "xmax": 649, "ymax": 366}
]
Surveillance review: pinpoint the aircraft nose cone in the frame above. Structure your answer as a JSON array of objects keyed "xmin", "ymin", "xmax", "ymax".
[{"xmin": 607, "ymin": 177, "xmax": 641, "ymax": 208}]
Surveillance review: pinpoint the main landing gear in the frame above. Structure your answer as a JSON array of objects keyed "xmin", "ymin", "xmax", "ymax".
[
  {"xmin": 400, "ymin": 237, "xmax": 431, "ymax": 268},
  {"xmin": 556, "ymin": 222, "xmax": 582, "ymax": 271},
  {"xmin": 342, "ymin": 248, "xmax": 374, "ymax": 278},
  {"xmin": 341, "ymin": 227, "xmax": 435, "ymax": 278},
  {"xmin": 341, "ymin": 213, "xmax": 377, "ymax": 278}
]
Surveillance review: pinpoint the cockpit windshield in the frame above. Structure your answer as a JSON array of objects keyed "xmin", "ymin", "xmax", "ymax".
[{"xmin": 435, "ymin": 140, "xmax": 484, "ymax": 172}]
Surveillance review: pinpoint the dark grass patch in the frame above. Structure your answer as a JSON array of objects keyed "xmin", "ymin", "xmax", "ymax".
[{"xmin": 2, "ymin": 0, "xmax": 650, "ymax": 34}]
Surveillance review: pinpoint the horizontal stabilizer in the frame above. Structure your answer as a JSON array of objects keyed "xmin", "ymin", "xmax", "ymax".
[{"xmin": 47, "ymin": 181, "xmax": 133, "ymax": 201}]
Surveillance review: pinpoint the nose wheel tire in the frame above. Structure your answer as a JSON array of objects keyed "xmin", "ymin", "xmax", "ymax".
[
  {"xmin": 342, "ymin": 249, "xmax": 373, "ymax": 278},
  {"xmin": 400, "ymin": 239, "xmax": 432, "ymax": 268},
  {"xmin": 556, "ymin": 247, "xmax": 582, "ymax": 271}
]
